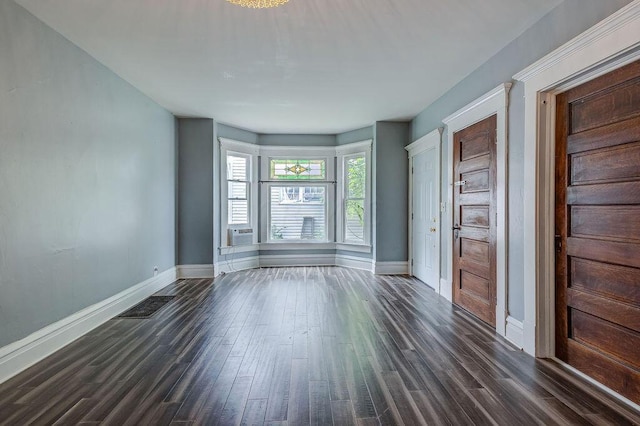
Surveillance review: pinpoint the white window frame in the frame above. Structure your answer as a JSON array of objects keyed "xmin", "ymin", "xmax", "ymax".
[
  {"xmin": 219, "ymin": 138, "xmax": 259, "ymax": 250},
  {"xmin": 336, "ymin": 140, "xmax": 372, "ymax": 249},
  {"xmin": 259, "ymin": 146, "xmax": 335, "ymax": 245}
]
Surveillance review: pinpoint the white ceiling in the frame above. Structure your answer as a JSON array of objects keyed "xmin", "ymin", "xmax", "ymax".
[{"xmin": 16, "ymin": 0, "xmax": 562, "ymax": 134}]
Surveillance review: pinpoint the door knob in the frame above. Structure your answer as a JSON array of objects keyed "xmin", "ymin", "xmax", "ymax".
[{"xmin": 452, "ymin": 225, "xmax": 461, "ymax": 230}]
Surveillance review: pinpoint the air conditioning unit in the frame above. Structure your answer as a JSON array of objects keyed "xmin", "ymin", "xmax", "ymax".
[{"xmin": 229, "ymin": 228, "xmax": 254, "ymax": 246}]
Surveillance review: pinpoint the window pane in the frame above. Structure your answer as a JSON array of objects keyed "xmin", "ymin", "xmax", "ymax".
[
  {"xmin": 346, "ymin": 155, "xmax": 365, "ymax": 198},
  {"xmin": 228, "ymin": 199, "xmax": 248, "ymax": 224},
  {"xmin": 270, "ymin": 186, "xmax": 326, "ymax": 240},
  {"xmin": 270, "ymin": 159, "xmax": 326, "ymax": 180},
  {"xmin": 345, "ymin": 199, "xmax": 365, "ymax": 242},
  {"xmin": 228, "ymin": 181, "xmax": 247, "ymax": 199},
  {"xmin": 227, "ymin": 155, "xmax": 248, "ymax": 180}
]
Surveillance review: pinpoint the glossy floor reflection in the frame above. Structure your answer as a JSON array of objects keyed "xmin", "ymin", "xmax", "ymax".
[{"xmin": 0, "ymin": 267, "xmax": 638, "ymax": 425}]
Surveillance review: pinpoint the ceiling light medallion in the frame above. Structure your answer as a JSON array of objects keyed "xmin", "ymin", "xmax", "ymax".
[{"xmin": 226, "ymin": 0, "xmax": 289, "ymax": 8}]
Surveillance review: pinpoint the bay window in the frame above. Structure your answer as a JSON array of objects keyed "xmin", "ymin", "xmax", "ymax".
[{"xmin": 218, "ymin": 138, "xmax": 370, "ymax": 252}]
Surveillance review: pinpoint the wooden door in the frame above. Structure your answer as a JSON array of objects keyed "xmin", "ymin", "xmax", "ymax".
[
  {"xmin": 452, "ymin": 115, "xmax": 497, "ymax": 326},
  {"xmin": 555, "ymin": 60, "xmax": 640, "ymax": 404},
  {"xmin": 412, "ymin": 147, "xmax": 440, "ymax": 289}
]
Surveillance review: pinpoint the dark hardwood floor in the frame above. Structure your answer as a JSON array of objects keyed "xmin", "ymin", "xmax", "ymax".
[{"xmin": 0, "ymin": 267, "xmax": 638, "ymax": 425}]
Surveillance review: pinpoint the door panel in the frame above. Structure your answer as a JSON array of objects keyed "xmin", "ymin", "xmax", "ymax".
[
  {"xmin": 453, "ymin": 115, "xmax": 497, "ymax": 326},
  {"xmin": 555, "ymin": 59, "xmax": 640, "ymax": 404},
  {"xmin": 412, "ymin": 148, "xmax": 439, "ymax": 289}
]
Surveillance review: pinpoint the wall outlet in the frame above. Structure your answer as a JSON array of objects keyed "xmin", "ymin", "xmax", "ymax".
[{"xmin": 153, "ymin": 266, "xmax": 158, "ymax": 276}]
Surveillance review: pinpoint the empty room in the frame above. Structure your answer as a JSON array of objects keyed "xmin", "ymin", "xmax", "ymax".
[{"xmin": 1, "ymin": 0, "xmax": 640, "ymax": 424}]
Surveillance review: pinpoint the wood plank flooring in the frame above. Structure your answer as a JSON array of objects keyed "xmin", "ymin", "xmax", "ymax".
[{"xmin": 0, "ymin": 267, "xmax": 639, "ymax": 425}]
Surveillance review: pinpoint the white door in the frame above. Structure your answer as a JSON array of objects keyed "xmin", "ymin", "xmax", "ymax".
[{"xmin": 412, "ymin": 148, "xmax": 439, "ymax": 289}]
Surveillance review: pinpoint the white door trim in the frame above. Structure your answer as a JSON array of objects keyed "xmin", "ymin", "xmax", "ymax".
[
  {"xmin": 406, "ymin": 128, "xmax": 443, "ymax": 292},
  {"xmin": 443, "ymin": 83, "xmax": 511, "ymax": 339},
  {"xmin": 513, "ymin": 0, "xmax": 640, "ymax": 357}
]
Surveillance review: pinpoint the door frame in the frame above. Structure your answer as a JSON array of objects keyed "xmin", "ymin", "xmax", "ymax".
[
  {"xmin": 514, "ymin": 0, "xmax": 640, "ymax": 359},
  {"xmin": 406, "ymin": 128, "xmax": 443, "ymax": 291},
  {"xmin": 443, "ymin": 83, "xmax": 511, "ymax": 341}
]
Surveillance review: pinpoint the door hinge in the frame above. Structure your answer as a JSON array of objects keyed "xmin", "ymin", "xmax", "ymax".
[
  {"xmin": 411, "ymin": 259, "xmax": 414, "ymax": 266},
  {"xmin": 411, "ymin": 213, "xmax": 414, "ymax": 220}
]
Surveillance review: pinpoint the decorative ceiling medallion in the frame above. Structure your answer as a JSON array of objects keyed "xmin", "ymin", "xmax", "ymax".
[
  {"xmin": 287, "ymin": 163, "xmax": 308, "ymax": 175},
  {"xmin": 226, "ymin": 0, "xmax": 289, "ymax": 8}
]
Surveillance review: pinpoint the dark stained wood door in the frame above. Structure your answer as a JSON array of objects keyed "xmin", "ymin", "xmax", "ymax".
[
  {"xmin": 452, "ymin": 115, "xmax": 497, "ymax": 326},
  {"xmin": 555, "ymin": 59, "xmax": 640, "ymax": 404}
]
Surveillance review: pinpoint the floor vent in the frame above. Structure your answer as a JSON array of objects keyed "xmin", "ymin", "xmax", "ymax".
[{"xmin": 117, "ymin": 295, "xmax": 175, "ymax": 319}]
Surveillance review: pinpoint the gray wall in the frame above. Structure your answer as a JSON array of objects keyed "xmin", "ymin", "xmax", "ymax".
[
  {"xmin": 218, "ymin": 123, "xmax": 259, "ymax": 145},
  {"xmin": 409, "ymin": 0, "xmax": 633, "ymax": 320},
  {"xmin": 0, "ymin": 0, "xmax": 176, "ymax": 347},
  {"xmin": 374, "ymin": 122, "xmax": 410, "ymax": 262},
  {"xmin": 337, "ymin": 126, "xmax": 374, "ymax": 145},
  {"xmin": 178, "ymin": 119, "xmax": 214, "ymax": 265},
  {"xmin": 258, "ymin": 134, "xmax": 336, "ymax": 146}
]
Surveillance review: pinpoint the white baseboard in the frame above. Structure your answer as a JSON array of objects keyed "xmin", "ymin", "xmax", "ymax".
[
  {"xmin": 215, "ymin": 257, "xmax": 259, "ymax": 274},
  {"xmin": 336, "ymin": 254, "xmax": 373, "ymax": 272},
  {"xmin": 0, "ymin": 266, "xmax": 177, "ymax": 385},
  {"xmin": 259, "ymin": 254, "xmax": 336, "ymax": 268},
  {"xmin": 177, "ymin": 264, "xmax": 214, "ymax": 278},
  {"xmin": 373, "ymin": 261, "xmax": 408, "ymax": 275},
  {"xmin": 440, "ymin": 278, "xmax": 452, "ymax": 302},
  {"xmin": 505, "ymin": 316, "xmax": 524, "ymax": 350},
  {"xmin": 523, "ymin": 320, "xmax": 537, "ymax": 356}
]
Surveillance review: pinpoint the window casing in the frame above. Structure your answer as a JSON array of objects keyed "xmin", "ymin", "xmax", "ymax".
[
  {"xmin": 220, "ymin": 139, "xmax": 259, "ymax": 248},
  {"xmin": 218, "ymin": 139, "xmax": 370, "ymax": 251},
  {"xmin": 337, "ymin": 142, "xmax": 371, "ymax": 246},
  {"xmin": 261, "ymin": 152, "xmax": 335, "ymax": 243}
]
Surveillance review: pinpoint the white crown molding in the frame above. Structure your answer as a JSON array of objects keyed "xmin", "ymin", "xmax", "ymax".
[
  {"xmin": 219, "ymin": 137, "xmax": 373, "ymax": 157},
  {"xmin": 405, "ymin": 128, "xmax": 443, "ymax": 157},
  {"xmin": 373, "ymin": 261, "xmax": 408, "ymax": 275},
  {"xmin": 335, "ymin": 139, "xmax": 373, "ymax": 155},
  {"xmin": 513, "ymin": 0, "xmax": 640, "ymax": 82},
  {"xmin": 218, "ymin": 137, "xmax": 260, "ymax": 155},
  {"xmin": 177, "ymin": 264, "xmax": 215, "ymax": 279},
  {"xmin": 0, "ymin": 267, "xmax": 177, "ymax": 385},
  {"xmin": 443, "ymin": 83, "xmax": 512, "ymax": 126},
  {"xmin": 505, "ymin": 316, "xmax": 524, "ymax": 350}
]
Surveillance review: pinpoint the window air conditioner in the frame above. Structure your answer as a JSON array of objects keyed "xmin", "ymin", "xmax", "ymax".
[{"xmin": 229, "ymin": 228, "xmax": 254, "ymax": 246}]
